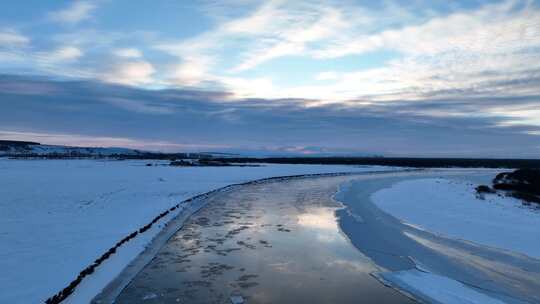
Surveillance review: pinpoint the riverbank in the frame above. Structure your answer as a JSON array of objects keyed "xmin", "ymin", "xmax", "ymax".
[
  {"xmin": 0, "ymin": 159, "xmax": 391, "ymax": 304},
  {"xmin": 336, "ymin": 169, "xmax": 540, "ymax": 304}
]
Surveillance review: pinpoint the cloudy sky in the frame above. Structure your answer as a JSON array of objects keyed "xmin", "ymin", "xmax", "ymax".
[{"xmin": 1, "ymin": 0, "xmax": 539, "ymax": 157}]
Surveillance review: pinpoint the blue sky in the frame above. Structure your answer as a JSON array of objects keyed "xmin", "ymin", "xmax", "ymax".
[{"xmin": 1, "ymin": 0, "xmax": 539, "ymax": 157}]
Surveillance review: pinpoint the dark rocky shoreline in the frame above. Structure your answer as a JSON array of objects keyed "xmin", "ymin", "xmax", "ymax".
[{"xmin": 476, "ymin": 168, "xmax": 540, "ymax": 205}]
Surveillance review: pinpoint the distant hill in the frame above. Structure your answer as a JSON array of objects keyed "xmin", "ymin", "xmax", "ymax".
[
  {"xmin": 0, "ymin": 140, "xmax": 146, "ymax": 157},
  {"xmin": 0, "ymin": 140, "xmax": 225, "ymax": 160}
]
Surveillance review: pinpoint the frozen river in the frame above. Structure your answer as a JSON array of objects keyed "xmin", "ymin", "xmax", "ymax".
[
  {"xmin": 113, "ymin": 175, "xmax": 413, "ymax": 303},
  {"xmin": 97, "ymin": 170, "xmax": 540, "ymax": 304}
]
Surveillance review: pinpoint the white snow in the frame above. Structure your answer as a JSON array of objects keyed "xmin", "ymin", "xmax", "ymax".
[
  {"xmin": 378, "ymin": 269, "xmax": 505, "ymax": 304},
  {"xmin": 371, "ymin": 178, "xmax": 540, "ymax": 259},
  {"xmin": 0, "ymin": 159, "xmax": 392, "ymax": 304}
]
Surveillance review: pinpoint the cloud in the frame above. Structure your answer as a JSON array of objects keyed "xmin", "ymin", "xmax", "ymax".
[
  {"xmin": 0, "ymin": 75, "xmax": 60, "ymax": 95},
  {"xmin": 488, "ymin": 103, "xmax": 540, "ymax": 132},
  {"xmin": 0, "ymin": 30, "xmax": 30, "ymax": 69},
  {"xmin": 232, "ymin": 41, "xmax": 304, "ymax": 72},
  {"xmin": 255, "ymin": 0, "xmax": 540, "ymax": 102},
  {"xmin": 216, "ymin": 76, "xmax": 275, "ymax": 98},
  {"xmin": 155, "ymin": 39, "xmax": 216, "ymax": 87},
  {"xmin": 315, "ymin": 71, "xmax": 339, "ymax": 81},
  {"xmin": 170, "ymin": 55, "xmax": 215, "ymax": 86},
  {"xmin": 151, "ymin": 0, "xmax": 540, "ymax": 103},
  {"xmin": 0, "ymin": 29, "xmax": 29, "ymax": 47},
  {"xmin": 1, "ymin": 75, "xmax": 538, "ymax": 157},
  {"xmin": 231, "ymin": 5, "xmax": 349, "ymax": 71},
  {"xmin": 103, "ymin": 61, "xmax": 156, "ymax": 86},
  {"xmin": 49, "ymin": 1, "xmax": 97, "ymax": 24},
  {"xmin": 1, "ymin": 0, "xmax": 538, "ymax": 134},
  {"xmin": 155, "ymin": 2, "xmax": 350, "ymax": 83},
  {"xmin": 41, "ymin": 46, "xmax": 83, "ymax": 62},
  {"xmin": 0, "ymin": 39, "xmax": 90, "ymax": 80},
  {"xmin": 113, "ymin": 48, "xmax": 143, "ymax": 58},
  {"xmin": 0, "ymin": 130, "xmax": 227, "ymax": 152},
  {"xmin": 101, "ymin": 97, "xmax": 175, "ymax": 115},
  {"xmin": 221, "ymin": 1, "xmax": 280, "ymax": 34},
  {"xmin": 312, "ymin": 0, "xmax": 538, "ymax": 58}
]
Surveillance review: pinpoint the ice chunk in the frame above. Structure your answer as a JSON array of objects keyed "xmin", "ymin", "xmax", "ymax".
[{"xmin": 230, "ymin": 295, "xmax": 245, "ymax": 304}]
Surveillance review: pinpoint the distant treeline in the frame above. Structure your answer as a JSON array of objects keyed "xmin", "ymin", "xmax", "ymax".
[
  {"xmin": 0, "ymin": 140, "xmax": 40, "ymax": 146},
  {"xmin": 213, "ymin": 157, "xmax": 540, "ymax": 169}
]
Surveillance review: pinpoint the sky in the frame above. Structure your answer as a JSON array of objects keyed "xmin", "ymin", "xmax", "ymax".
[{"xmin": 1, "ymin": 0, "xmax": 539, "ymax": 157}]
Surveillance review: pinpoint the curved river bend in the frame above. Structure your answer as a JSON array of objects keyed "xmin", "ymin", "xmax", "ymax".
[{"xmin": 115, "ymin": 175, "xmax": 413, "ymax": 304}]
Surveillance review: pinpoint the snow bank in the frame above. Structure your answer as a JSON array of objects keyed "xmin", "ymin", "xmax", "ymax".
[
  {"xmin": 371, "ymin": 178, "xmax": 540, "ymax": 259},
  {"xmin": 0, "ymin": 159, "xmax": 390, "ymax": 303},
  {"xmin": 376, "ymin": 269, "xmax": 505, "ymax": 304}
]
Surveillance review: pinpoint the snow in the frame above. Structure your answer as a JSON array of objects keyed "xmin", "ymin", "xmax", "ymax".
[
  {"xmin": 0, "ymin": 159, "xmax": 392, "ymax": 304},
  {"xmin": 371, "ymin": 178, "xmax": 540, "ymax": 259},
  {"xmin": 377, "ymin": 269, "xmax": 505, "ymax": 304},
  {"xmin": 141, "ymin": 293, "xmax": 158, "ymax": 300},
  {"xmin": 0, "ymin": 143, "xmax": 144, "ymax": 156}
]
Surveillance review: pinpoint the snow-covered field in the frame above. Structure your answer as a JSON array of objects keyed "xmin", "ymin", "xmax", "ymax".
[
  {"xmin": 372, "ymin": 178, "xmax": 540, "ymax": 259},
  {"xmin": 0, "ymin": 159, "xmax": 389, "ymax": 304}
]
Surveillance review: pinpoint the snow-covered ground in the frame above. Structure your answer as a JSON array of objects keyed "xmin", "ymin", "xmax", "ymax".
[
  {"xmin": 377, "ymin": 269, "xmax": 505, "ymax": 304},
  {"xmin": 0, "ymin": 159, "xmax": 391, "ymax": 304},
  {"xmin": 371, "ymin": 178, "xmax": 540, "ymax": 259}
]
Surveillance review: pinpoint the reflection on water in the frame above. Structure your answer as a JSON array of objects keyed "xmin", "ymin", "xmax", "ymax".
[
  {"xmin": 297, "ymin": 208, "xmax": 338, "ymax": 230},
  {"xmin": 116, "ymin": 177, "xmax": 414, "ymax": 304},
  {"xmin": 297, "ymin": 207, "xmax": 349, "ymax": 244}
]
